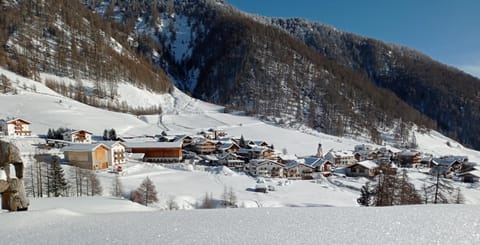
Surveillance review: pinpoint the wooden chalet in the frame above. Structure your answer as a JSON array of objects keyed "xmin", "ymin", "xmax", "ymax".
[
  {"xmin": 125, "ymin": 141, "xmax": 182, "ymax": 162},
  {"xmin": 303, "ymin": 157, "xmax": 334, "ymax": 176},
  {"xmin": 0, "ymin": 118, "xmax": 32, "ymax": 137},
  {"xmin": 285, "ymin": 161, "xmax": 314, "ymax": 179},
  {"xmin": 216, "ymin": 142, "xmax": 240, "ymax": 153},
  {"xmin": 193, "ymin": 139, "xmax": 217, "ymax": 155},
  {"xmin": 346, "ymin": 160, "xmax": 379, "ymax": 178},
  {"xmin": 63, "ymin": 129, "xmax": 93, "ymax": 144},
  {"xmin": 63, "ymin": 143, "xmax": 110, "ymax": 170},
  {"xmin": 397, "ymin": 150, "xmax": 422, "ymax": 168}
]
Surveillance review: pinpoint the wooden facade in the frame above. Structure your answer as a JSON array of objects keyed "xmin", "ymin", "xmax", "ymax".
[
  {"xmin": 63, "ymin": 144, "xmax": 110, "ymax": 170},
  {"xmin": 1, "ymin": 118, "xmax": 32, "ymax": 137},
  {"xmin": 126, "ymin": 142, "xmax": 183, "ymax": 162}
]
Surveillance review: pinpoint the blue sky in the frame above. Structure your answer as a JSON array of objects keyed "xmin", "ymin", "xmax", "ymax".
[{"xmin": 227, "ymin": 0, "xmax": 480, "ymax": 77}]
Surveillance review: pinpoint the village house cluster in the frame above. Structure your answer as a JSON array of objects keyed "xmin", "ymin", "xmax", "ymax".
[{"xmin": 2, "ymin": 117, "xmax": 479, "ymax": 183}]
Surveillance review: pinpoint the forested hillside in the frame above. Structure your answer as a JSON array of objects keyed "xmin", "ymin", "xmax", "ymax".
[
  {"xmin": 0, "ymin": 0, "xmax": 172, "ymax": 113},
  {"xmin": 268, "ymin": 18, "xmax": 480, "ymax": 149},
  {"xmin": 84, "ymin": 0, "xmax": 434, "ymax": 145}
]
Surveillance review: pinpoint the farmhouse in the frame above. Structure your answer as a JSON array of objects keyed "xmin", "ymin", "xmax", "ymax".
[
  {"xmin": 346, "ymin": 160, "xmax": 379, "ymax": 178},
  {"xmin": 63, "ymin": 143, "xmax": 110, "ymax": 170},
  {"xmin": 97, "ymin": 141, "xmax": 126, "ymax": 165},
  {"xmin": 430, "ymin": 157, "xmax": 463, "ymax": 177},
  {"xmin": 63, "ymin": 129, "xmax": 93, "ymax": 144},
  {"xmin": 397, "ymin": 150, "xmax": 422, "ymax": 167},
  {"xmin": 303, "ymin": 157, "xmax": 334, "ymax": 176},
  {"xmin": 217, "ymin": 142, "xmax": 240, "ymax": 153},
  {"xmin": 248, "ymin": 159, "xmax": 285, "ymax": 177},
  {"xmin": 324, "ymin": 150, "xmax": 356, "ymax": 167},
  {"xmin": 0, "ymin": 118, "xmax": 32, "ymax": 137},
  {"xmin": 125, "ymin": 141, "xmax": 182, "ymax": 162},
  {"xmin": 193, "ymin": 139, "xmax": 217, "ymax": 154},
  {"xmin": 285, "ymin": 161, "xmax": 314, "ymax": 179}
]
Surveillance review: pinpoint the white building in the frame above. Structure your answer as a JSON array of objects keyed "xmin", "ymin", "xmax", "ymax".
[
  {"xmin": 0, "ymin": 118, "xmax": 32, "ymax": 137},
  {"xmin": 97, "ymin": 141, "xmax": 126, "ymax": 166}
]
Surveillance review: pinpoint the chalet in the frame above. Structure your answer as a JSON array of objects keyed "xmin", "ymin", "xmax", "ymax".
[
  {"xmin": 238, "ymin": 147, "xmax": 276, "ymax": 160},
  {"xmin": 248, "ymin": 159, "xmax": 285, "ymax": 177},
  {"xmin": 458, "ymin": 170, "xmax": 480, "ymax": 183},
  {"xmin": 125, "ymin": 141, "xmax": 182, "ymax": 162},
  {"xmin": 303, "ymin": 157, "xmax": 334, "ymax": 176},
  {"xmin": 63, "ymin": 143, "xmax": 110, "ymax": 170},
  {"xmin": 174, "ymin": 135, "xmax": 194, "ymax": 148},
  {"xmin": 285, "ymin": 161, "xmax": 314, "ymax": 179},
  {"xmin": 199, "ymin": 154, "xmax": 219, "ymax": 165},
  {"xmin": 0, "ymin": 118, "xmax": 32, "ymax": 137},
  {"xmin": 193, "ymin": 139, "xmax": 217, "ymax": 155},
  {"xmin": 346, "ymin": 160, "xmax": 379, "ymax": 178},
  {"xmin": 324, "ymin": 150, "xmax": 356, "ymax": 167},
  {"xmin": 63, "ymin": 130, "xmax": 93, "ymax": 144},
  {"xmin": 216, "ymin": 142, "xmax": 240, "ymax": 153},
  {"xmin": 217, "ymin": 152, "xmax": 245, "ymax": 172},
  {"xmin": 96, "ymin": 141, "xmax": 126, "ymax": 166},
  {"xmin": 430, "ymin": 157, "xmax": 463, "ymax": 177},
  {"xmin": 397, "ymin": 150, "xmax": 422, "ymax": 168}
]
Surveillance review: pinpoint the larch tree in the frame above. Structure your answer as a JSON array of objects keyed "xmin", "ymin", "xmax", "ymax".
[{"xmin": 132, "ymin": 177, "xmax": 158, "ymax": 206}]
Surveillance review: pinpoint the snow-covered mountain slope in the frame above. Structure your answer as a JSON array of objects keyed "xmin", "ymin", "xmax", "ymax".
[
  {"xmin": 1, "ymin": 67, "xmax": 480, "ymax": 162},
  {"xmin": 3, "ymin": 198, "xmax": 480, "ymax": 245}
]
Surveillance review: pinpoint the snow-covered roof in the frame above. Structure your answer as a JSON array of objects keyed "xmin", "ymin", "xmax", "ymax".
[
  {"xmin": 62, "ymin": 143, "xmax": 109, "ymax": 152},
  {"xmin": 458, "ymin": 170, "xmax": 480, "ymax": 178},
  {"xmin": 125, "ymin": 141, "xmax": 182, "ymax": 149},
  {"xmin": 285, "ymin": 161, "xmax": 314, "ymax": 169},
  {"xmin": 5, "ymin": 118, "xmax": 31, "ymax": 124},
  {"xmin": 95, "ymin": 141, "xmax": 125, "ymax": 148},
  {"xmin": 398, "ymin": 150, "xmax": 420, "ymax": 157},
  {"xmin": 217, "ymin": 143, "xmax": 239, "ymax": 151},
  {"xmin": 302, "ymin": 157, "xmax": 333, "ymax": 168},
  {"xmin": 326, "ymin": 150, "xmax": 354, "ymax": 158},
  {"xmin": 64, "ymin": 129, "xmax": 93, "ymax": 135},
  {"xmin": 349, "ymin": 160, "xmax": 378, "ymax": 169},
  {"xmin": 432, "ymin": 157, "xmax": 462, "ymax": 166}
]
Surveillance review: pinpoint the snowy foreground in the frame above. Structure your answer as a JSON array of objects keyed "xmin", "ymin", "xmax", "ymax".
[{"xmin": 2, "ymin": 197, "xmax": 480, "ymax": 245}]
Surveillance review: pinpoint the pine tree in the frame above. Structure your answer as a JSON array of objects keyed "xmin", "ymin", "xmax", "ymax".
[
  {"xmin": 239, "ymin": 135, "xmax": 246, "ymax": 148},
  {"xmin": 357, "ymin": 182, "xmax": 374, "ymax": 206},
  {"xmin": 131, "ymin": 177, "xmax": 158, "ymax": 206},
  {"xmin": 108, "ymin": 128, "xmax": 117, "ymax": 140},
  {"xmin": 103, "ymin": 129, "xmax": 108, "ymax": 140},
  {"xmin": 50, "ymin": 158, "xmax": 68, "ymax": 197}
]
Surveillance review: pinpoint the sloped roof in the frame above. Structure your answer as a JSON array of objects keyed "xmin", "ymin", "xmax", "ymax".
[
  {"xmin": 95, "ymin": 141, "xmax": 125, "ymax": 148},
  {"xmin": 285, "ymin": 161, "xmax": 314, "ymax": 169},
  {"xmin": 62, "ymin": 143, "xmax": 109, "ymax": 152},
  {"xmin": 218, "ymin": 142, "xmax": 240, "ymax": 151},
  {"xmin": 6, "ymin": 118, "xmax": 31, "ymax": 124},
  {"xmin": 458, "ymin": 170, "xmax": 480, "ymax": 178},
  {"xmin": 398, "ymin": 150, "xmax": 420, "ymax": 157},
  {"xmin": 432, "ymin": 158, "xmax": 461, "ymax": 166},
  {"xmin": 349, "ymin": 160, "xmax": 378, "ymax": 169},
  {"xmin": 125, "ymin": 141, "xmax": 182, "ymax": 149},
  {"xmin": 65, "ymin": 129, "xmax": 93, "ymax": 135}
]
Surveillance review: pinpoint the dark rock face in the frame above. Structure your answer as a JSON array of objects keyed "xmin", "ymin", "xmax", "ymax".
[{"xmin": 0, "ymin": 140, "xmax": 29, "ymax": 211}]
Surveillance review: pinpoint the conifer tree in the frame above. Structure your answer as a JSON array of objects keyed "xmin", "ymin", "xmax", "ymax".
[{"xmin": 50, "ymin": 158, "xmax": 68, "ymax": 197}]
